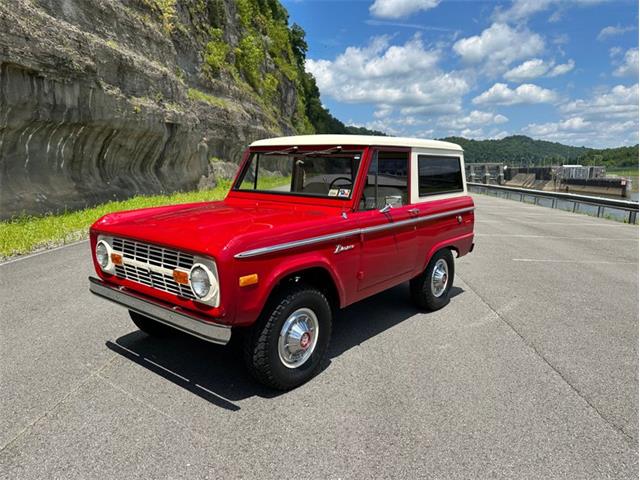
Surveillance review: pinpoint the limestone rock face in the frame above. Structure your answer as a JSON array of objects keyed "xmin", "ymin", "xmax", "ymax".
[{"xmin": 0, "ymin": 0, "xmax": 301, "ymax": 218}]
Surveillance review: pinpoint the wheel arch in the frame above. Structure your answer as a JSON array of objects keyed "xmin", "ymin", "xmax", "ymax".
[
  {"xmin": 266, "ymin": 265, "xmax": 342, "ymax": 315},
  {"xmin": 233, "ymin": 255, "xmax": 346, "ymax": 327},
  {"xmin": 422, "ymin": 241, "xmax": 459, "ymax": 272}
]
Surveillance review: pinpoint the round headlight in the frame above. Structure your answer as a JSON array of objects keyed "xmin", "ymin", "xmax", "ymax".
[
  {"xmin": 190, "ymin": 265, "xmax": 211, "ymax": 299},
  {"xmin": 96, "ymin": 241, "xmax": 109, "ymax": 269}
]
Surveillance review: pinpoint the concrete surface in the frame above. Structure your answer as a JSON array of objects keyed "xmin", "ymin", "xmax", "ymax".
[{"xmin": 0, "ymin": 194, "xmax": 638, "ymax": 479}]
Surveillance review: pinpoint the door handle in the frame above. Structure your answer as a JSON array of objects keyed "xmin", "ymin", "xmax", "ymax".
[
  {"xmin": 408, "ymin": 208, "xmax": 420, "ymax": 215},
  {"xmin": 379, "ymin": 204, "xmax": 392, "ymax": 214}
]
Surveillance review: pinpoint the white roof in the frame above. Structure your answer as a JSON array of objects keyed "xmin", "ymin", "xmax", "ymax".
[{"xmin": 250, "ymin": 134, "xmax": 463, "ymax": 151}]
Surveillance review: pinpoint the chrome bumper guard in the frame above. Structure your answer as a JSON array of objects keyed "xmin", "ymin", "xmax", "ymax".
[{"xmin": 89, "ymin": 277, "xmax": 231, "ymax": 345}]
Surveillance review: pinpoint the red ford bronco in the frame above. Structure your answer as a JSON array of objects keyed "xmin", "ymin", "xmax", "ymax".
[{"xmin": 89, "ymin": 135, "xmax": 475, "ymax": 389}]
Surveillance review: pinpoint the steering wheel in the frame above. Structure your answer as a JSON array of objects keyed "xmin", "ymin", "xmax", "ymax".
[{"xmin": 328, "ymin": 176, "xmax": 353, "ymax": 190}]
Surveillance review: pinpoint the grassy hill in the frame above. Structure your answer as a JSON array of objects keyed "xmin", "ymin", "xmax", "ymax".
[{"xmin": 440, "ymin": 135, "xmax": 638, "ymax": 169}]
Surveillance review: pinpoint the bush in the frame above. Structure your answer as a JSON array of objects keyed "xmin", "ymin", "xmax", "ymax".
[{"xmin": 236, "ymin": 35, "xmax": 264, "ymax": 90}]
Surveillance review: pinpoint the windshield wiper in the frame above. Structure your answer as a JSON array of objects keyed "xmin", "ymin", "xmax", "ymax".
[
  {"xmin": 300, "ymin": 146, "xmax": 343, "ymax": 156},
  {"xmin": 259, "ymin": 146, "xmax": 299, "ymax": 156}
]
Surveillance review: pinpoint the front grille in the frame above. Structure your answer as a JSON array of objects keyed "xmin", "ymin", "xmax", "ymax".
[{"xmin": 111, "ymin": 237, "xmax": 196, "ymax": 300}]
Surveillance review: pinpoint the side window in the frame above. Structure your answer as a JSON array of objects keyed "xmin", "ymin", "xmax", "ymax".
[
  {"xmin": 360, "ymin": 151, "xmax": 409, "ymax": 210},
  {"xmin": 418, "ymin": 155, "xmax": 463, "ymax": 197}
]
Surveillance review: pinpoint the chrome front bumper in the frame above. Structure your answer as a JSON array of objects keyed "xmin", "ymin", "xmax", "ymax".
[{"xmin": 89, "ymin": 277, "xmax": 231, "ymax": 345}]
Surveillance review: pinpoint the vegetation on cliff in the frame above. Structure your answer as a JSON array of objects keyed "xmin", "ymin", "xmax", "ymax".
[{"xmin": 139, "ymin": 0, "xmax": 386, "ymax": 136}]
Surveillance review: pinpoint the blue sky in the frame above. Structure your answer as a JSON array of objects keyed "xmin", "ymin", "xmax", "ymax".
[{"xmin": 283, "ymin": 0, "xmax": 639, "ymax": 147}]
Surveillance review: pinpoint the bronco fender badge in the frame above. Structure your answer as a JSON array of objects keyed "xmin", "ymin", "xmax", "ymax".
[{"xmin": 334, "ymin": 244, "xmax": 354, "ymax": 254}]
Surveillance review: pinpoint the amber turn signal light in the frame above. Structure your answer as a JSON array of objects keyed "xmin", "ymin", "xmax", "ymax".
[
  {"xmin": 173, "ymin": 269, "xmax": 189, "ymax": 285},
  {"xmin": 239, "ymin": 273, "xmax": 259, "ymax": 287},
  {"xmin": 110, "ymin": 253, "xmax": 123, "ymax": 266}
]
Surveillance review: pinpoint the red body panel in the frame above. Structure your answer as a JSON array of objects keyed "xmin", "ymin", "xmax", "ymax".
[{"xmin": 90, "ymin": 145, "xmax": 474, "ymax": 327}]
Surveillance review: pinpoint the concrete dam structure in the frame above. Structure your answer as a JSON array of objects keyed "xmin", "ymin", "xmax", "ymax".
[{"xmin": 466, "ymin": 163, "xmax": 632, "ymax": 198}]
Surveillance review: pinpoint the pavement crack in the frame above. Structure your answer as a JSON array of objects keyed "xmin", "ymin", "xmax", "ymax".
[
  {"xmin": 457, "ymin": 272, "xmax": 636, "ymax": 447},
  {"xmin": 0, "ymin": 354, "xmax": 121, "ymax": 453}
]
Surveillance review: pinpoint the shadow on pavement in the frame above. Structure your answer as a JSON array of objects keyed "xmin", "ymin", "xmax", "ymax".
[{"xmin": 107, "ymin": 283, "xmax": 465, "ymax": 410}]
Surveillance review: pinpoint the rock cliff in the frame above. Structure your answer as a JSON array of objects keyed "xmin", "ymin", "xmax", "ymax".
[{"xmin": 0, "ymin": 0, "xmax": 326, "ymax": 218}]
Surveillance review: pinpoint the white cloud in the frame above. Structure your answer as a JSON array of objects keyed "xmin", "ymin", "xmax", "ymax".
[
  {"xmin": 504, "ymin": 59, "xmax": 549, "ymax": 81},
  {"xmin": 369, "ymin": 0, "xmax": 440, "ymax": 19},
  {"xmin": 373, "ymin": 105, "xmax": 393, "ymax": 118},
  {"xmin": 453, "ymin": 23, "xmax": 544, "ymax": 75},
  {"xmin": 552, "ymin": 34, "xmax": 570, "ymax": 45},
  {"xmin": 613, "ymin": 48, "xmax": 639, "ymax": 77},
  {"xmin": 560, "ymin": 84, "xmax": 638, "ymax": 120},
  {"xmin": 355, "ymin": 107, "xmax": 510, "ymax": 139},
  {"xmin": 473, "ymin": 83, "xmax": 557, "ymax": 106},
  {"xmin": 489, "ymin": 130, "xmax": 510, "ymax": 139},
  {"xmin": 609, "ymin": 46, "xmax": 623, "ymax": 58},
  {"xmin": 503, "ymin": 58, "xmax": 575, "ymax": 81},
  {"xmin": 598, "ymin": 25, "xmax": 635, "ymax": 41},
  {"xmin": 525, "ymin": 117, "xmax": 591, "ymax": 137},
  {"xmin": 548, "ymin": 60, "xmax": 575, "ymax": 77},
  {"xmin": 306, "ymin": 35, "xmax": 469, "ymax": 113},
  {"xmin": 438, "ymin": 110, "xmax": 509, "ymax": 129},
  {"xmin": 524, "ymin": 84, "xmax": 639, "ymax": 146},
  {"xmin": 493, "ymin": 0, "xmax": 554, "ymax": 23},
  {"xmin": 493, "ymin": 0, "xmax": 607, "ymax": 24}
]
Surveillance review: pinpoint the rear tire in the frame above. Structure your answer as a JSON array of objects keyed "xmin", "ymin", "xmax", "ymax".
[
  {"xmin": 410, "ymin": 249, "xmax": 455, "ymax": 311},
  {"xmin": 243, "ymin": 285, "xmax": 332, "ymax": 390},
  {"xmin": 129, "ymin": 311, "xmax": 174, "ymax": 337}
]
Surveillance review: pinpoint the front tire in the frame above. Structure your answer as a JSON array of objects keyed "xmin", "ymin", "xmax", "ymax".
[
  {"xmin": 243, "ymin": 285, "xmax": 332, "ymax": 390},
  {"xmin": 410, "ymin": 249, "xmax": 455, "ymax": 311},
  {"xmin": 129, "ymin": 311, "xmax": 174, "ymax": 337}
]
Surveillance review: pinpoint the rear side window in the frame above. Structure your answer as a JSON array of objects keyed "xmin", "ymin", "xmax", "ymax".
[{"xmin": 417, "ymin": 155, "xmax": 463, "ymax": 196}]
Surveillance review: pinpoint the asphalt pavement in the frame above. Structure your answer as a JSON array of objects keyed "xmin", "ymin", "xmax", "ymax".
[{"xmin": 1, "ymin": 194, "xmax": 638, "ymax": 479}]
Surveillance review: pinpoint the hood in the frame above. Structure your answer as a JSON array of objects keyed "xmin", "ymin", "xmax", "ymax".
[{"xmin": 92, "ymin": 199, "xmax": 337, "ymax": 257}]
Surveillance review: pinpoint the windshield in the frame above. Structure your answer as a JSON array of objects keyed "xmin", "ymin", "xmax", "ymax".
[{"xmin": 234, "ymin": 149, "xmax": 363, "ymax": 199}]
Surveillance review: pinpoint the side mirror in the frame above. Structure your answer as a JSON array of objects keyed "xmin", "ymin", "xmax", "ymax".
[{"xmin": 379, "ymin": 203, "xmax": 392, "ymax": 214}]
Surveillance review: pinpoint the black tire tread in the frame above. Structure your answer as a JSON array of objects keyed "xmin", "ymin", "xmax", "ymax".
[
  {"xmin": 410, "ymin": 249, "xmax": 454, "ymax": 311},
  {"xmin": 243, "ymin": 285, "xmax": 331, "ymax": 390}
]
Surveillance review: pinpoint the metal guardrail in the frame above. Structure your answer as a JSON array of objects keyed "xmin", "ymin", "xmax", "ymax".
[{"xmin": 468, "ymin": 182, "xmax": 639, "ymax": 224}]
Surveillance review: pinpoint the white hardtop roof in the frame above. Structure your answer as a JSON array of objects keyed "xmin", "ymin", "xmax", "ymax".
[{"xmin": 250, "ymin": 134, "xmax": 463, "ymax": 151}]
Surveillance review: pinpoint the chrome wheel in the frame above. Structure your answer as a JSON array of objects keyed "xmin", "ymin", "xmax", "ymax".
[
  {"xmin": 278, "ymin": 308, "xmax": 319, "ymax": 369},
  {"xmin": 431, "ymin": 258, "xmax": 449, "ymax": 298}
]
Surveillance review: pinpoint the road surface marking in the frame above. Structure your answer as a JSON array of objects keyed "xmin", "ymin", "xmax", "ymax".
[
  {"xmin": 112, "ymin": 342, "xmax": 140, "ymax": 357},
  {"xmin": 477, "ymin": 234, "xmax": 638, "ymax": 241},
  {"xmin": 143, "ymin": 358, "xmax": 191, "ymax": 382},
  {"xmin": 513, "ymin": 258, "xmax": 636, "ymax": 265},
  {"xmin": 477, "ymin": 220, "xmax": 635, "ymax": 227}
]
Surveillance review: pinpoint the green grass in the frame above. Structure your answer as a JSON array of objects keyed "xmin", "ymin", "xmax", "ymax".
[
  {"xmin": 607, "ymin": 167, "xmax": 639, "ymax": 177},
  {"xmin": 187, "ymin": 88, "xmax": 233, "ymax": 110},
  {"xmin": 0, "ymin": 181, "xmax": 232, "ymax": 260}
]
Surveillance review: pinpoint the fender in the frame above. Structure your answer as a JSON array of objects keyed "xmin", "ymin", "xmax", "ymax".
[
  {"xmin": 422, "ymin": 231, "xmax": 474, "ymax": 272},
  {"xmin": 233, "ymin": 251, "xmax": 347, "ymax": 326}
]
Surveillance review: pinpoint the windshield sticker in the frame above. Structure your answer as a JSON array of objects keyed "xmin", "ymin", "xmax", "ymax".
[
  {"xmin": 328, "ymin": 189, "xmax": 339, "ymax": 197},
  {"xmin": 338, "ymin": 189, "xmax": 351, "ymax": 197}
]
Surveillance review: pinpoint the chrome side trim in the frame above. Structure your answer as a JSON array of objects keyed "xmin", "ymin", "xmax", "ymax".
[
  {"xmin": 235, "ymin": 228, "xmax": 362, "ymax": 259},
  {"xmin": 89, "ymin": 277, "xmax": 231, "ymax": 345},
  {"xmin": 235, "ymin": 206, "xmax": 474, "ymax": 259}
]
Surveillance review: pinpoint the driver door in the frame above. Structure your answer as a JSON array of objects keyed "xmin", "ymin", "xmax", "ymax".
[{"xmin": 355, "ymin": 149, "xmax": 418, "ymax": 293}]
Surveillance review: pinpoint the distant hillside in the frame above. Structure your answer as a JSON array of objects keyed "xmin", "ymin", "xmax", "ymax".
[
  {"xmin": 440, "ymin": 135, "xmax": 638, "ymax": 168},
  {"xmin": 575, "ymin": 145, "xmax": 639, "ymax": 168}
]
